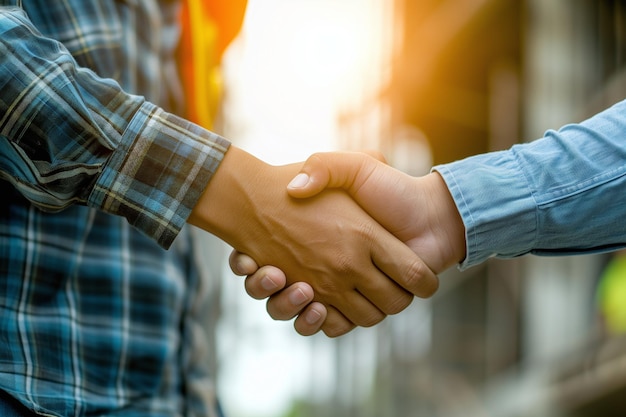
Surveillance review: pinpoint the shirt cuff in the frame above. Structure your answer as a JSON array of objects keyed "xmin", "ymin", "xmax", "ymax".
[
  {"xmin": 89, "ymin": 102, "xmax": 230, "ymax": 249},
  {"xmin": 433, "ymin": 150, "xmax": 538, "ymax": 270}
]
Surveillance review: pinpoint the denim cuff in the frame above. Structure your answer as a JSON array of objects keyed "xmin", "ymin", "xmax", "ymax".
[{"xmin": 433, "ymin": 150, "xmax": 537, "ymax": 270}]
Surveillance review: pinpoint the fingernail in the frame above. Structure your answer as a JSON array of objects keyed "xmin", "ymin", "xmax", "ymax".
[
  {"xmin": 287, "ymin": 173, "xmax": 310, "ymax": 189},
  {"xmin": 289, "ymin": 288, "xmax": 309, "ymax": 306},
  {"xmin": 305, "ymin": 309, "xmax": 322, "ymax": 325},
  {"xmin": 261, "ymin": 275, "xmax": 278, "ymax": 291}
]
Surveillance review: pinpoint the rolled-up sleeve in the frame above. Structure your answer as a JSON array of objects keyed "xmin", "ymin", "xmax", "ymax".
[
  {"xmin": 89, "ymin": 103, "xmax": 229, "ymax": 248},
  {"xmin": 434, "ymin": 99, "xmax": 626, "ymax": 269},
  {"xmin": 0, "ymin": 7, "xmax": 230, "ymax": 248}
]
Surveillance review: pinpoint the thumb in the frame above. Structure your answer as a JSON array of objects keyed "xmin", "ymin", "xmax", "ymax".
[
  {"xmin": 362, "ymin": 149, "xmax": 387, "ymax": 163},
  {"xmin": 287, "ymin": 151, "xmax": 384, "ymax": 198}
]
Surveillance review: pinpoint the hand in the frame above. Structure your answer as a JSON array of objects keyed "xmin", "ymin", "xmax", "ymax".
[
  {"xmin": 230, "ymin": 151, "xmax": 466, "ymax": 335},
  {"xmin": 229, "ymin": 251, "xmax": 328, "ymax": 336},
  {"xmin": 286, "ymin": 151, "xmax": 467, "ymax": 273},
  {"xmin": 188, "ymin": 147, "xmax": 438, "ymax": 337}
]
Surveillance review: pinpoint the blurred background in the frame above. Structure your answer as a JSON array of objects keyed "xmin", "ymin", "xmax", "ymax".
[{"xmin": 197, "ymin": 0, "xmax": 626, "ymax": 416}]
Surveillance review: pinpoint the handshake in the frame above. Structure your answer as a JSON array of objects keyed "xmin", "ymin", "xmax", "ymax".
[
  {"xmin": 189, "ymin": 147, "xmax": 467, "ymax": 338},
  {"xmin": 189, "ymin": 99, "xmax": 626, "ymax": 338}
]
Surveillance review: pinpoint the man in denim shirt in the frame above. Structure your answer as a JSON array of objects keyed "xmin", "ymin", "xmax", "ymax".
[{"xmin": 240, "ymin": 99, "xmax": 626, "ymax": 335}]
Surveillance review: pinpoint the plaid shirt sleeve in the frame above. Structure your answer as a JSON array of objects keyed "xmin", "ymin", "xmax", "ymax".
[{"xmin": 0, "ymin": 7, "xmax": 230, "ymax": 249}]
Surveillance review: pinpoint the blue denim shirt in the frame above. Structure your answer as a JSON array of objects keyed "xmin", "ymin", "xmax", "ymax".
[{"xmin": 435, "ymin": 99, "xmax": 626, "ymax": 270}]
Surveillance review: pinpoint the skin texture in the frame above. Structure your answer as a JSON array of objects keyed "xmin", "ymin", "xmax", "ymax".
[
  {"xmin": 188, "ymin": 147, "xmax": 439, "ymax": 337},
  {"xmin": 232, "ymin": 151, "xmax": 466, "ymax": 336},
  {"xmin": 287, "ymin": 152, "xmax": 466, "ymax": 272}
]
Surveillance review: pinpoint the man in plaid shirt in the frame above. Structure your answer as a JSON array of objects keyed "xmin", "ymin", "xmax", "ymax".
[{"xmin": 0, "ymin": 1, "xmax": 436, "ymax": 415}]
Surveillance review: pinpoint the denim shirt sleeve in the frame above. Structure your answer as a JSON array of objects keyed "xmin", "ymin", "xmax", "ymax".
[{"xmin": 434, "ymin": 99, "xmax": 626, "ymax": 270}]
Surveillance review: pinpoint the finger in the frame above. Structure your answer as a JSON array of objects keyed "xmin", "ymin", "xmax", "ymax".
[
  {"xmin": 368, "ymin": 229, "xmax": 439, "ymax": 299},
  {"xmin": 244, "ymin": 265, "xmax": 288, "ymax": 299},
  {"xmin": 229, "ymin": 250, "xmax": 259, "ymax": 276},
  {"xmin": 327, "ymin": 289, "xmax": 387, "ymax": 328},
  {"xmin": 287, "ymin": 152, "xmax": 377, "ymax": 198},
  {"xmin": 266, "ymin": 282, "xmax": 314, "ymax": 320},
  {"xmin": 293, "ymin": 302, "xmax": 327, "ymax": 336},
  {"xmin": 356, "ymin": 275, "xmax": 414, "ymax": 316},
  {"xmin": 320, "ymin": 305, "xmax": 356, "ymax": 338}
]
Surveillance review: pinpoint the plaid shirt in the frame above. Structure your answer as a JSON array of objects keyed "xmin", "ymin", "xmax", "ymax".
[{"xmin": 0, "ymin": 1, "xmax": 229, "ymax": 416}]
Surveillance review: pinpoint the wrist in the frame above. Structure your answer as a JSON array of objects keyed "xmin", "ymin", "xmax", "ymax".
[
  {"xmin": 188, "ymin": 146, "xmax": 269, "ymax": 249},
  {"xmin": 188, "ymin": 146, "xmax": 304, "ymax": 262},
  {"xmin": 424, "ymin": 172, "xmax": 467, "ymax": 268}
]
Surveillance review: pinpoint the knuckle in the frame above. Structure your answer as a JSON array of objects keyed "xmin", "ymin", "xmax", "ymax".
[
  {"xmin": 307, "ymin": 152, "xmax": 329, "ymax": 173},
  {"xmin": 266, "ymin": 300, "xmax": 292, "ymax": 321},
  {"xmin": 358, "ymin": 220, "xmax": 377, "ymax": 241},
  {"xmin": 322, "ymin": 321, "xmax": 355, "ymax": 338},
  {"xmin": 329, "ymin": 251, "xmax": 359, "ymax": 279},
  {"xmin": 401, "ymin": 259, "xmax": 438, "ymax": 297},
  {"xmin": 244, "ymin": 279, "xmax": 263, "ymax": 300},
  {"xmin": 337, "ymin": 254, "xmax": 357, "ymax": 275},
  {"xmin": 422, "ymin": 276, "xmax": 440, "ymax": 298},
  {"xmin": 357, "ymin": 310, "xmax": 386, "ymax": 328},
  {"xmin": 381, "ymin": 292, "xmax": 413, "ymax": 315},
  {"xmin": 294, "ymin": 323, "xmax": 318, "ymax": 337},
  {"xmin": 404, "ymin": 259, "xmax": 426, "ymax": 286},
  {"xmin": 308, "ymin": 152, "xmax": 325, "ymax": 164}
]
